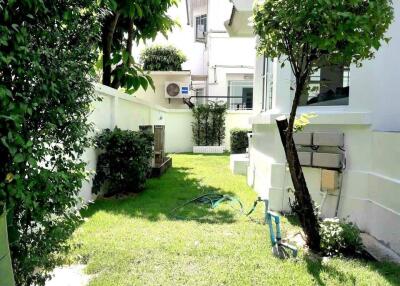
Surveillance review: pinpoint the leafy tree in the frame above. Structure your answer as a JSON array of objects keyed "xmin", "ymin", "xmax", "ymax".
[
  {"xmin": 141, "ymin": 45, "xmax": 187, "ymax": 71},
  {"xmin": 0, "ymin": 0, "xmax": 100, "ymax": 284},
  {"xmin": 100, "ymin": 0, "xmax": 178, "ymax": 93},
  {"xmin": 253, "ymin": 0, "xmax": 394, "ymax": 251}
]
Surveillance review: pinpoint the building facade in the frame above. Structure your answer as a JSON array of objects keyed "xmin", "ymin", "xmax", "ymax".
[
  {"xmin": 228, "ymin": 0, "xmax": 400, "ymax": 256},
  {"xmin": 186, "ymin": 0, "xmax": 256, "ymax": 111}
]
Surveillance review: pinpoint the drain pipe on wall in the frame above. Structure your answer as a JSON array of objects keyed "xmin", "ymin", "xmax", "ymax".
[
  {"xmin": 335, "ymin": 150, "xmax": 347, "ymax": 217},
  {"xmin": 334, "ymin": 172, "xmax": 345, "ymax": 217}
]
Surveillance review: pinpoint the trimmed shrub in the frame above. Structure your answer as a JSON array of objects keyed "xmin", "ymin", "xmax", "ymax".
[
  {"xmin": 320, "ymin": 218, "xmax": 363, "ymax": 257},
  {"xmin": 93, "ymin": 128, "xmax": 154, "ymax": 197},
  {"xmin": 140, "ymin": 45, "xmax": 187, "ymax": 71},
  {"xmin": 192, "ymin": 103, "xmax": 227, "ymax": 146},
  {"xmin": 230, "ymin": 129, "xmax": 251, "ymax": 154}
]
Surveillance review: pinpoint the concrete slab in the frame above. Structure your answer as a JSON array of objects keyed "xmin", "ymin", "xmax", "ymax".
[
  {"xmin": 230, "ymin": 154, "xmax": 249, "ymax": 175},
  {"xmin": 361, "ymin": 233, "xmax": 400, "ymax": 264},
  {"xmin": 45, "ymin": 264, "xmax": 91, "ymax": 286}
]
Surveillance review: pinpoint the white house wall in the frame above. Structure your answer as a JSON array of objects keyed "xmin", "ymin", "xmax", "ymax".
[
  {"xmin": 132, "ymin": 72, "xmax": 193, "ymax": 110},
  {"xmin": 207, "ymin": 34, "xmax": 256, "ymax": 99},
  {"xmin": 249, "ymin": 123, "xmax": 400, "ymax": 254},
  {"xmin": 248, "ymin": 2, "xmax": 400, "ymax": 254},
  {"xmin": 370, "ymin": 0, "xmax": 400, "ymax": 131},
  {"xmin": 188, "ymin": 0, "xmax": 256, "ymax": 101}
]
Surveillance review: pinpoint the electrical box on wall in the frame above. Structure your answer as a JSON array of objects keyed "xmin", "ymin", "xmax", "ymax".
[{"xmin": 321, "ymin": 169, "xmax": 339, "ymax": 192}]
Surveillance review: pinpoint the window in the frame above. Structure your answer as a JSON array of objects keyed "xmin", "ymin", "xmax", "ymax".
[
  {"xmin": 195, "ymin": 14, "xmax": 207, "ymax": 41},
  {"xmin": 300, "ymin": 65, "xmax": 350, "ymax": 106},
  {"xmin": 227, "ymin": 80, "xmax": 253, "ymax": 110},
  {"xmin": 262, "ymin": 56, "xmax": 273, "ymax": 111}
]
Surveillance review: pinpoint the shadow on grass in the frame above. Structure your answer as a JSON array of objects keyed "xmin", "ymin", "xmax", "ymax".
[
  {"xmin": 305, "ymin": 253, "xmax": 400, "ymax": 286},
  {"xmin": 80, "ymin": 166, "xmax": 239, "ymax": 224},
  {"xmin": 305, "ymin": 256, "xmax": 356, "ymax": 286},
  {"xmin": 283, "ymin": 213, "xmax": 301, "ymax": 226},
  {"xmin": 366, "ymin": 262, "xmax": 400, "ymax": 286}
]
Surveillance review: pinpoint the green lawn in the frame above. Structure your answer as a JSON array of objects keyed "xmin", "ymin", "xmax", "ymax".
[{"xmin": 69, "ymin": 154, "xmax": 400, "ymax": 286}]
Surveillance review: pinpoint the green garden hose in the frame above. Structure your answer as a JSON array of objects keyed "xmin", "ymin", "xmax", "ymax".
[
  {"xmin": 169, "ymin": 193, "xmax": 245, "ymax": 220},
  {"xmin": 170, "ymin": 194, "xmax": 298, "ymax": 258}
]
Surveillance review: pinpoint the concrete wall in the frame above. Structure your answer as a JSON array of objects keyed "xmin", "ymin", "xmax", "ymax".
[
  {"xmin": 80, "ymin": 83, "xmax": 253, "ymax": 201},
  {"xmin": 132, "ymin": 71, "xmax": 193, "ymax": 110},
  {"xmin": 249, "ymin": 124, "xmax": 400, "ymax": 255}
]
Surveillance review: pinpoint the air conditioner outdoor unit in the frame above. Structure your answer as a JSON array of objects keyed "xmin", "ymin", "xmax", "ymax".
[{"xmin": 165, "ymin": 82, "xmax": 190, "ymax": 99}]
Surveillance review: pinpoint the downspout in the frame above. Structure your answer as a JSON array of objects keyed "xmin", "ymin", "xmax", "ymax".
[
  {"xmin": 185, "ymin": 0, "xmax": 190, "ymax": 25},
  {"xmin": 206, "ymin": 0, "xmax": 210, "ymax": 97}
]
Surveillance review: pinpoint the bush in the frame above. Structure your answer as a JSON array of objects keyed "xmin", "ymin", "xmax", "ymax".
[
  {"xmin": 230, "ymin": 129, "xmax": 251, "ymax": 154},
  {"xmin": 93, "ymin": 128, "xmax": 154, "ymax": 197},
  {"xmin": 320, "ymin": 218, "xmax": 363, "ymax": 257},
  {"xmin": 192, "ymin": 103, "xmax": 227, "ymax": 146},
  {"xmin": 140, "ymin": 45, "xmax": 187, "ymax": 71},
  {"xmin": 0, "ymin": 1, "xmax": 100, "ymax": 284}
]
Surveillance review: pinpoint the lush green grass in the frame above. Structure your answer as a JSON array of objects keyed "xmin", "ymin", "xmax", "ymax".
[{"xmin": 69, "ymin": 154, "xmax": 400, "ymax": 286}]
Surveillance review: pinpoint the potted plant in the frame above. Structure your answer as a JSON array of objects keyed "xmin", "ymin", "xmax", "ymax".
[
  {"xmin": 0, "ymin": 203, "xmax": 15, "ymax": 286},
  {"xmin": 192, "ymin": 102, "xmax": 227, "ymax": 154}
]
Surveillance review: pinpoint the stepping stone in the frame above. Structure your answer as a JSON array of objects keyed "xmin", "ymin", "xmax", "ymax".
[{"xmin": 45, "ymin": 264, "xmax": 91, "ymax": 286}]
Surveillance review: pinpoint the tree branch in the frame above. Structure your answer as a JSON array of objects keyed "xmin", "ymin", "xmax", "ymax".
[{"xmin": 102, "ymin": 12, "xmax": 120, "ymax": 86}]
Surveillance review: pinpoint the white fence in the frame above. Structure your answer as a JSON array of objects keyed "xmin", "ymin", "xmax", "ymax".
[{"xmin": 79, "ymin": 83, "xmax": 253, "ymax": 201}]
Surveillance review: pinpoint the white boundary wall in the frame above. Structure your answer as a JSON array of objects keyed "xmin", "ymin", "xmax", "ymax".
[{"xmin": 79, "ymin": 83, "xmax": 252, "ymax": 201}]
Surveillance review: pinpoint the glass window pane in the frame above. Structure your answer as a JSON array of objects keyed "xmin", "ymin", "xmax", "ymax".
[
  {"xmin": 195, "ymin": 14, "xmax": 207, "ymax": 41},
  {"xmin": 300, "ymin": 66, "xmax": 350, "ymax": 106},
  {"xmin": 228, "ymin": 80, "xmax": 253, "ymax": 110}
]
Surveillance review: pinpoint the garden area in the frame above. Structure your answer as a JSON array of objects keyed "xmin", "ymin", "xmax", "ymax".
[
  {"xmin": 1, "ymin": 0, "xmax": 399, "ymax": 285},
  {"xmin": 66, "ymin": 154, "xmax": 399, "ymax": 286}
]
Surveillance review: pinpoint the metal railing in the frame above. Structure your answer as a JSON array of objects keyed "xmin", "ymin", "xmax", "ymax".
[{"xmin": 190, "ymin": 95, "xmax": 253, "ymax": 111}]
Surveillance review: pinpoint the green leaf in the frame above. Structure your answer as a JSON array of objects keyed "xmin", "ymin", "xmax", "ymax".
[
  {"xmin": 139, "ymin": 76, "xmax": 148, "ymax": 91},
  {"xmin": 14, "ymin": 153, "xmax": 24, "ymax": 163},
  {"xmin": 109, "ymin": 0, "xmax": 118, "ymax": 11},
  {"xmin": 135, "ymin": 4, "xmax": 143, "ymax": 17}
]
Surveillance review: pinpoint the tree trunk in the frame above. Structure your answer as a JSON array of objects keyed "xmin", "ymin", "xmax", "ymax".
[
  {"xmin": 111, "ymin": 18, "xmax": 134, "ymax": 89},
  {"xmin": 276, "ymin": 76, "xmax": 321, "ymax": 252},
  {"xmin": 102, "ymin": 12, "xmax": 120, "ymax": 86},
  {"xmin": 126, "ymin": 18, "xmax": 134, "ymax": 66}
]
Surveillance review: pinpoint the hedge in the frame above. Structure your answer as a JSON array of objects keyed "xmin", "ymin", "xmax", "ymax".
[
  {"xmin": 93, "ymin": 128, "xmax": 154, "ymax": 197},
  {"xmin": 192, "ymin": 103, "xmax": 227, "ymax": 146},
  {"xmin": 230, "ymin": 128, "xmax": 251, "ymax": 154}
]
